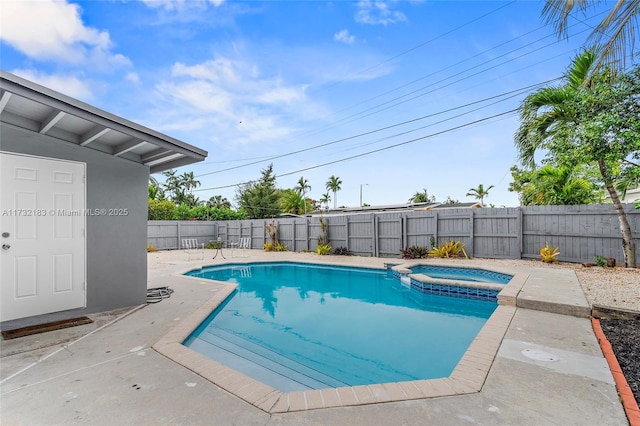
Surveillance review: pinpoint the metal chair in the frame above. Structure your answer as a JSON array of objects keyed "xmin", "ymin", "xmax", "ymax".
[{"xmin": 182, "ymin": 239, "xmax": 204, "ymax": 260}]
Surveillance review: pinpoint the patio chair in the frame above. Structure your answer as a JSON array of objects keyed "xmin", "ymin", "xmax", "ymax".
[
  {"xmin": 182, "ymin": 238, "xmax": 204, "ymax": 260},
  {"xmin": 231, "ymin": 237, "xmax": 251, "ymax": 258}
]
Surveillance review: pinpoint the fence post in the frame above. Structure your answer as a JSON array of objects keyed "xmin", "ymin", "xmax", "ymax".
[
  {"xmin": 176, "ymin": 221, "xmax": 181, "ymax": 250},
  {"xmin": 292, "ymin": 220, "xmax": 297, "ymax": 252},
  {"xmin": 434, "ymin": 211, "xmax": 438, "ymax": 245},
  {"xmin": 373, "ymin": 215, "xmax": 378, "ymax": 257},
  {"xmin": 345, "ymin": 216, "xmax": 350, "ymax": 250},
  {"xmin": 469, "ymin": 210, "xmax": 475, "ymax": 258},
  {"xmin": 517, "ymin": 207, "xmax": 523, "ymax": 259}
]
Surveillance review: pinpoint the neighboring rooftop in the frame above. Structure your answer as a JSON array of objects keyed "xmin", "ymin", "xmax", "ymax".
[{"xmin": 313, "ymin": 201, "xmax": 481, "ymax": 216}]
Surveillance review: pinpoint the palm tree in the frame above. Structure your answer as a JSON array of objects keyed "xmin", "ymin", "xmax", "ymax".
[
  {"xmin": 542, "ymin": 0, "xmax": 639, "ymax": 72},
  {"xmin": 319, "ymin": 192, "xmax": 331, "ymax": 210},
  {"xmin": 515, "ymin": 49, "xmax": 637, "ymax": 267},
  {"xmin": 279, "ymin": 189, "xmax": 305, "ymax": 214},
  {"xmin": 180, "ymin": 171, "xmax": 200, "ymax": 193},
  {"xmin": 408, "ymin": 189, "xmax": 435, "ymax": 203},
  {"xmin": 326, "ymin": 175, "xmax": 342, "ymax": 209},
  {"xmin": 207, "ymin": 195, "xmax": 231, "ymax": 209},
  {"xmin": 522, "ymin": 165, "xmax": 601, "ymax": 205},
  {"xmin": 466, "ymin": 184, "xmax": 494, "ymax": 207},
  {"xmin": 148, "ymin": 175, "xmax": 163, "ymax": 200},
  {"xmin": 295, "ymin": 177, "xmax": 311, "ymax": 214},
  {"xmin": 515, "ymin": 50, "xmax": 597, "ymax": 164}
]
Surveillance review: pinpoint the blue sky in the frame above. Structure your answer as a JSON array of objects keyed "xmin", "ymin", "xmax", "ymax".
[{"xmin": 1, "ymin": 0, "xmax": 609, "ymax": 208}]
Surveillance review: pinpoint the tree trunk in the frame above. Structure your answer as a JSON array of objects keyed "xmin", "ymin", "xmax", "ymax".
[{"xmin": 599, "ymin": 161, "xmax": 636, "ymax": 268}]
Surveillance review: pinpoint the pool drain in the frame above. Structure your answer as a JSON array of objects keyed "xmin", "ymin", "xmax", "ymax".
[{"xmin": 521, "ymin": 349, "xmax": 559, "ymax": 362}]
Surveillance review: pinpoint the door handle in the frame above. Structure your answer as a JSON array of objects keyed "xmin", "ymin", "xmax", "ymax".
[{"xmin": 2, "ymin": 244, "xmax": 10, "ymax": 250}]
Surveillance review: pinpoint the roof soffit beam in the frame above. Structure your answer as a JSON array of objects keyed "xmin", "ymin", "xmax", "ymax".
[
  {"xmin": 113, "ymin": 138, "xmax": 147, "ymax": 157},
  {"xmin": 0, "ymin": 91, "xmax": 12, "ymax": 114},
  {"xmin": 145, "ymin": 152, "xmax": 184, "ymax": 167},
  {"xmin": 39, "ymin": 110, "xmax": 66, "ymax": 134},
  {"xmin": 80, "ymin": 125, "xmax": 111, "ymax": 146},
  {"xmin": 1, "ymin": 75, "xmax": 206, "ymax": 160},
  {"xmin": 141, "ymin": 148, "xmax": 173, "ymax": 164},
  {"xmin": 150, "ymin": 156, "xmax": 205, "ymax": 173}
]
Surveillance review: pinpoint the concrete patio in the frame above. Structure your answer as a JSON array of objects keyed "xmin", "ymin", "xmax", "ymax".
[{"xmin": 0, "ymin": 250, "xmax": 629, "ymax": 425}]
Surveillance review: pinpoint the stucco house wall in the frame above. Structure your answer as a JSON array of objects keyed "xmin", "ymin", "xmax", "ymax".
[{"xmin": 1, "ymin": 125, "xmax": 149, "ymax": 316}]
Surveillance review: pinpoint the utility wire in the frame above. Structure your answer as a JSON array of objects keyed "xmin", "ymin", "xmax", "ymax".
[
  {"xmin": 194, "ymin": 22, "xmax": 601, "ymax": 178},
  {"xmin": 195, "ymin": 78, "xmax": 558, "ymax": 178},
  {"xmin": 322, "ymin": 1, "xmax": 519, "ymax": 89},
  {"xmin": 195, "ymin": 109, "xmax": 517, "ymax": 192},
  {"xmin": 191, "ymin": 7, "xmax": 608, "ymax": 184}
]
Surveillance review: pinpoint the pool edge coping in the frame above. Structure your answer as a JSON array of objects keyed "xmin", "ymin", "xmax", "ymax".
[{"xmin": 153, "ymin": 260, "xmax": 521, "ymax": 413}]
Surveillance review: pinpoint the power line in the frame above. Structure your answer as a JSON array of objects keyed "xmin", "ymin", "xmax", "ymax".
[
  {"xmin": 195, "ymin": 109, "xmax": 517, "ymax": 192},
  {"xmin": 193, "ymin": 21, "xmax": 602, "ymax": 179},
  {"xmin": 194, "ymin": 78, "xmax": 558, "ymax": 178},
  {"xmin": 322, "ymin": 1, "xmax": 519, "ymax": 89}
]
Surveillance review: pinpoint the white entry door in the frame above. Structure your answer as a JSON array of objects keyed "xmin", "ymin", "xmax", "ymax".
[{"xmin": 1, "ymin": 153, "xmax": 86, "ymax": 322}]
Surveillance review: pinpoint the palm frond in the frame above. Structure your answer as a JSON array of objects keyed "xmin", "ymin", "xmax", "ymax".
[
  {"xmin": 542, "ymin": 0, "xmax": 592, "ymax": 38},
  {"xmin": 566, "ymin": 49, "xmax": 598, "ymax": 88}
]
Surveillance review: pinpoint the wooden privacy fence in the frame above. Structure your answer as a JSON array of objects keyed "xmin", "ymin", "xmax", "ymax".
[
  {"xmin": 148, "ymin": 204, "xmax": 640, "ymax": 265},
  {"xmin": 147, "ymin": 221, "xmax": 218, "ymax": 250}
]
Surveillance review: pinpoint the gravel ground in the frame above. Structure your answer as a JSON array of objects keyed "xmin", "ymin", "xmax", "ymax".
[{"xmin": 600, "ymin": 318, "xmax": 640, "ymax": 408}]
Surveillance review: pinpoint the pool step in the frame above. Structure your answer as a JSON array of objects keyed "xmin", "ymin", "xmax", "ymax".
[{"xmin": 188, "ymin": 327, "xmax": 350, "ymax": 391}]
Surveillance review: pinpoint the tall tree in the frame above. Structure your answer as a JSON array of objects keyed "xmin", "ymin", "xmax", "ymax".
[
  {"xmin": 295, "ymin": 177, "xmax": 311, "ymax": 214},
  {"xmin": 207, "ymin": 195, "xmax": 231, "ymax": 209},
  {"xmin": 466, "ymin": 184, "xmax": 494, "ymax": 206},
  {"xmin": 326, "ymin": 175, "xmax": 342, "ymax": 209},
  {"xmin": 148, "ymin": 175, "xmax": 164, "ymax": 200},
  {"xmin": 319, "ymin": 192, "xmax": 331, "ymax": 210},
  {"xmin": 161, "ymin": 169, "xmax": 200, "ymax": 206},
  {"xmin": 235, "ymin": 164, "xmax": 280, "ymax": 219},
  {"xmin": 510, "ymin": 165, "xmax": 603, "ymax": 205},
  {"xmin": 408, "ymin": 189, "xmax": 436, "ymax": 203},
  {"xmin": 279, "ymin": 189, "xmax": 306, "ymax": 214},
  {"xmin": 542, "ymin": 0, "xmax": 639, "ymax": 72},
  {"xmin": 515, "ymin": 50, "xmax": 640, "ymax": 266},
  {"xmin": 180, "ymin": 171, "xmax": 200, "ymax": 194}
]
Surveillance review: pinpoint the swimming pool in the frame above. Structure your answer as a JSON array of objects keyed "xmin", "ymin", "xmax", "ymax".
[{"xmin": 184, "ymin": 262, "xmax": 497, "ymax": 391}]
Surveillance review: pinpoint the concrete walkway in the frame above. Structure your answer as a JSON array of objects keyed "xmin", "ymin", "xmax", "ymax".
[{"xmin": 0, "ymin": 251, "xmax": 628, "ymax": 425}]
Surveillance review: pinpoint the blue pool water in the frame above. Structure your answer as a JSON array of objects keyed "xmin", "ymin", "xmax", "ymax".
[
  {"xmin": 184, "ymin": 262, "xmax": 497, "ymax": 391},
  {"xmin": 410, "ymin": 265, "xmax": 512, "ymax": 284}
]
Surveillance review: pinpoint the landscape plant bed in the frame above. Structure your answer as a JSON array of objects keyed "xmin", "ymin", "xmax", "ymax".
[{"xmin": 600, "ymin": 317, "xmax": 640, "ymax": 408}]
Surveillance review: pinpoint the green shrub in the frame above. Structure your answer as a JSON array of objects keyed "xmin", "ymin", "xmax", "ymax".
[
  {"xmin": 264, "ymin": 242, "xmax": 287, "ymax": 252},
  {"xmin": 332, "ymin": 247, "xmax": 354, "ymax": 256},
  {"xmin": 148, "ymin": 199, "xmax": 176, "ymax": 220},
  {"xmin": 316, "ymin": 244, "xmax": 332, "ymax": 255},
  {"xmin": 540, "ymin": 242, "xmax": 560, "ymax": 263},
  {"xmin": 147, "ymin": 244, "xmax": 158, "ymax": 252},
  {"xmin": 206, "ymin": 240, "xmax": 223, "ymax": 249},
  {"xmin": 594, "ymin": 255, "xmax": 607, "ymax": 267},
  {"xmin": 400, "ymin": 246, "xmax": 430, "ymax": 259},
  {"xmin": 428, "ymin": 241, "xmax": 468, "ymax": 258}
]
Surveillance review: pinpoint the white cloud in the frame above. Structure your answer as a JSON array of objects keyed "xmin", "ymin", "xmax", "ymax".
[
  {"xmin": 355, "ymin": 0, "xmax": 407, "ymax": 26},
  {"xmin": 151, "ymin": 57, "xmax": 312, "ymax": 145},
  {"xmin": 140, "ymin": 0, "xmax": 225, "ymax": 11},
  {"xmin": 0, "ymin": 0, "xmax": 130, "ymax": 69},
  {"xmin": 334, "ymin": 29, "xmax": 355, "ymax": 45},
  {"xmin": 11, "ymin": 69, "xmax": 94, "ymax": 101},
  {"xmin": 126, "ymin": 72, "xmax": 141, "ymax": 84}
]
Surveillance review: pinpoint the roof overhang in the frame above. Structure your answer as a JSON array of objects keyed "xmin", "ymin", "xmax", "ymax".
[{"xmin": 0, "ymin": 70, "xmax": 207, "ymax": 173}]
